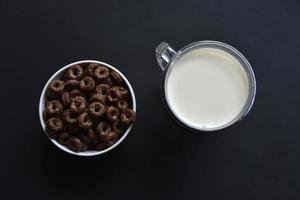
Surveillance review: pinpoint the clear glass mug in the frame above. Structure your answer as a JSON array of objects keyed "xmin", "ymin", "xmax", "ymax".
[{"xmin": 155, "ymin": 41, "xmax": 256, "ymax": 132}]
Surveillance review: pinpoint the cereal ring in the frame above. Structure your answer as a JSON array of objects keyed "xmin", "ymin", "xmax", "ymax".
[
  {"xmin": 94, "ymin": 84, "xmax": 110, "ymax": 95},
  {"xmin": 96, "ymin": 122, "xmax": 111, "ymax": 138},
  {"xmin": 79, "ymin": 133, "xmax": 90, "ymax": 143},
  {"xmin": 110, "ymin": 70, "xmax": 124, "ymax": 85},
  {"xmin": 112, "ymin": 86, "xmax": 128, "ymax": 99},
  {"xmin": 89, "ymin": 93, "xmax": 106, "ymax": 104},
  {"xmin": 78, "ymin": 112, "xmax": 92, "ymax": 129},
  {"xmin": 106, "ymin": 88, "xmax": 122, "ymax": 104},
  {"xmin": 88, "ymin": 102, "xmax": 106, "ymax": 118},
  {"xmin": 62, "ymin": 109, "xmax": 78, "ymax": 126},
  {"xmin": 105, "ymin": 131, "xmax": 118, "ymax": 146},
  {"xmin": 95, "ymin": 141, "xmax": 107, "ymax": 151},
  {"xmin": 47, "ymin": 80, "xmax": 65, "ymax": 98},
  {"xmin": 120, "ymin": 108, "xmax": 136, "ymax": 125},
  {"xmin": 80, "ymin": 128, "xmax": 98, "ymax": 144},
  {"xmin": 70, "ymin": 96, "xmax": 86, "ymax": 114},
  {"xmin": 61, "ymin": 92, "xmax": 71, "ymax": 107},
  {"xmin": 65, "ymin": 65, "xmax": 84, "ymax": 80},
  {"xmin": 47, "ymin": 117, "xmax": 64, "ymax": 132},
  {"xmin": 45, "ymin": 100, "xmax": 63, "ymax": 117},
  {"xmin": 106, "ymin": 106, "xmax": 119, "ymax": 122},
  {"xmin": 69, "ymin": 89, "xmax": 84, "ymax": 97},
  {"xmin": 58, "ymin": 132, "xmax": 70, "ymax": 145},
  {"xmin": 94, "ymin": 66, "xmax": 109, "ymax": 81},
  {"xmin": 85, "ymin": 63, "xmax": 99, "ymax": 76},
  {"xmin": 112, "ymin": 120, "xmax": 124, "ymax": 134},
  {"xmin": 86, "ymin": 128, "xmax": 97, "ymax": 140},
  {"xmin": 67, "ymin": 137, "xmax": 83, "ymax": 152},
  {"xmin": 80, "ymin": 76, "xmax": 95, "ymax": 93},
  {"xmin": 103, "ymin": 77, "xmax": 114, "ymax": 86},
  {"xmin": 117, "ymin": 99, "xmax": 128, "ymax": 111},
  {"xmin": 65, "ymin": 79, "xmax": 80, "ymax": 90}
]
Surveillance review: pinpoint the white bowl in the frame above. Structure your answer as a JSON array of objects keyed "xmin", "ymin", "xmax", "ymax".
[{"xmin": 39, "ymin": 60, "xmax": 136, "ymax": 156}]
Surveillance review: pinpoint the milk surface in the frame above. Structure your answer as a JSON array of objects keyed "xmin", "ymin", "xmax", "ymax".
[{"xmin": 166, "ymin": 48, "xmax": 249, "ymax": 130}]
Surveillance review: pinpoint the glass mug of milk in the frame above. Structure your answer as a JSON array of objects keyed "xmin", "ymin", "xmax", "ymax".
[{"xmin": 155, "ymin": 41, "xmax": 256, "ymax": 132}]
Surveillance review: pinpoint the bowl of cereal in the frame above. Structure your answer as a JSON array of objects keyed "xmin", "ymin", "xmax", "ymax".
[{"xmin": 39, "ymin": 60, "xmax": 136, "ymax": 156}]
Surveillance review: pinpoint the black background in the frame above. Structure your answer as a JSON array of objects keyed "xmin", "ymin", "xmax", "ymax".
[{"xmin": 1, "ymin": 0, "xmax": 299, "ymax": 199}]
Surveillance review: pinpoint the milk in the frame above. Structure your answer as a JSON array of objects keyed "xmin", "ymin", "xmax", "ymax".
[{"xmin": 166, "ymin": 48, "xmax": 249, "ymax": 130}]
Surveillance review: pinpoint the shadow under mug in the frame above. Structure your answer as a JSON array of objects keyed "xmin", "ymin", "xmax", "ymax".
[{"xmin": 155, "ymin": 41, "xmax": 256, "ymax": 132}]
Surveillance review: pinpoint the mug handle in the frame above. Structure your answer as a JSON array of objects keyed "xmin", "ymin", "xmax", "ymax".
[{"xmin": 155, "ymin": 42, "xmax": 176, "ymax": 71}]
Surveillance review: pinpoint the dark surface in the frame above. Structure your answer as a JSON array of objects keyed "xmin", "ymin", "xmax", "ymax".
[{"xmin": 1, "ymin": 0, "xmax": 299, "ymax": 199}]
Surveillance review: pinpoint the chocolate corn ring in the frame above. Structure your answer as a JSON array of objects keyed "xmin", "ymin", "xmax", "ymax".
[
  {"xmin": 65, "ymin": 65, "xmax": 84, "ymax": 80},
  {"xmin": 67, "ymin": 137, "xmax": 83, "ymax": 152},
  {"xmin": 78, "ymin": 112, "xmax": 92, "ymax": 129},
  {"xmin": 110, "ymin": 70, "xmax": 124, "ymax": 85},
  {"xmin": 106, "ymin": 106, "xmax": 119, "ymax": 122},
  {"xmin": 47, "ymin": 80, "xmax": 65, "ymax": 98},
  {"xmin": 117, "ymin": 99, "xmax": 128, "ymax": 111},
  {"xmin": 96, "ymin": 122, "xmax": 111, "ymax": 138},
  {"xmin": 94, "ymin": 66, "xmax": 109, "ymax": 81},
  {"xmin": 70, "ymin": 96, "xmax": 86, "ymax": 114},
  {"xmin": 94, "ymin": 83, "xmax": 110, "ymax": 95},
  {"xmin": 120, "ymin": 108, "xmax": 136, "ymax": 125},
  {"xmin": 65, "ymin": 79, "xmax": 80, "ymax": 90},
  {"xmin": 58, "ymin": 132, "xmax": 70, "ymax": 145},
  {"xmin": 47, "ymin": 117, "xmax": 64, "ymax": 132},
  {"xmin": 88, "ymin": 102, "xmax": 106, "ymax": 118},
  {"xmin": 80, "ymin": 76, "xmax": 95, "ymax": 93},
  {"xmin": 45, "ymin": 100, "xmax": 63, "ymax": 117},
  {"xmin": 62, "ymin": 109, "xmax": 78, "ymax": 126}
]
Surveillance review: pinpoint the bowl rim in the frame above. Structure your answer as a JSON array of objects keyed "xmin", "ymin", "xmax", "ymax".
[{"xmin": 39, "ymin": 60, "xmax": 136, "ymax": 156}]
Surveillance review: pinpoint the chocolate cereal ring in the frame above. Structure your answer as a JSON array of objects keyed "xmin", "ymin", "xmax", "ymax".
[
  {"xmin": 112, "ymin": 86, "xmax": 128, "ymax": 99},
  {"xmin": 110, "ymin": 70, "xmax": 124, "ymax": 85},
  {"xmin": 47, "ymin": 80, "xmax": 65, "ymax": 98},
  {"xmin": 80, "ymin": 128, "xmax": 98, "ymax": 144},
  {"xmin": 45, "ymin": 100, "xmax": 63, "ymax": 117},
  {"xmin": 70, "ymin": 96, "xmax": 86, "ymax": 114},
  {"xmin": 78, "ymin": 112, "xmax": 92, "ymax": 129},
  {"xmin": 65, "ymin": 65, "xmax": 84, "ymax": 80},
  {"xmin": 69, "ymin": 89, "xmax": 84, "ymax": 97},
  {"xmin": 96, "ymin": 122, "xmax": 111, "ymax": 138},
  {"xmin": 120, "ymin": 108, "xmax": 136, "ymax": 125},
  {"xmin": 80, "ymin": 76, "xmax": 95, "ymax": 93},
  {"xmin": 105, "ymin": 131, "xmax": 118, "ymax": 146},
  {"xmin": 58, "ymin": 132, "xmax": 70, "ymax": 145},
  {"xmin": 61, "ymin": 92, "xmax": 71, "ymax": 107},
  {"xmin": 85, "ymin": 63, "xmax": 99, "ymax": 76},
  {"xmin": 65, "ymin": 79, "xmax": 80, "ymax": 90},
  {"xmin": 89, "ymin": 93, "xmax": 106, "ymax": 104},
  {"xmin": 62, "ymin": 109, "xmax": 78, "ymax": 126},
  {"xmin": 67, "ymin": 137, "xmax": 83, "ymax": 152},
  {"xmin": 95, "ymin": 141, "xmax": 107, "ymax": 151},
  {"xmin": 112, "ymin": 120, "xmax": 124, "ymax": 134},
  {"xmin": 88, "ymin": 102, "xmax": 106, "ymax": 118},
  {"xmin": 94, "ymin": 84, "xmax": 110, "ymax": 95},
  {"xmin": 94, "ymin": 66, "xmax": 109, "ymax": 81},
  {"xmin": 117, "ymin": 99, "xmax": 128, "ymax": 111},
  {"xmin": 103, "ymin": 77, "xmax": 114, "ymax": 86},
  {"xmin": 106, "ymin": 106, "xmax": 119, "ymax": 122},
  {"xmin": 47, "ymin": 117, "xmax": 64, "ymax": 132},
  {"xmin": 106, "ymin": 88, "xmax": 122, "ymax": 104}
]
